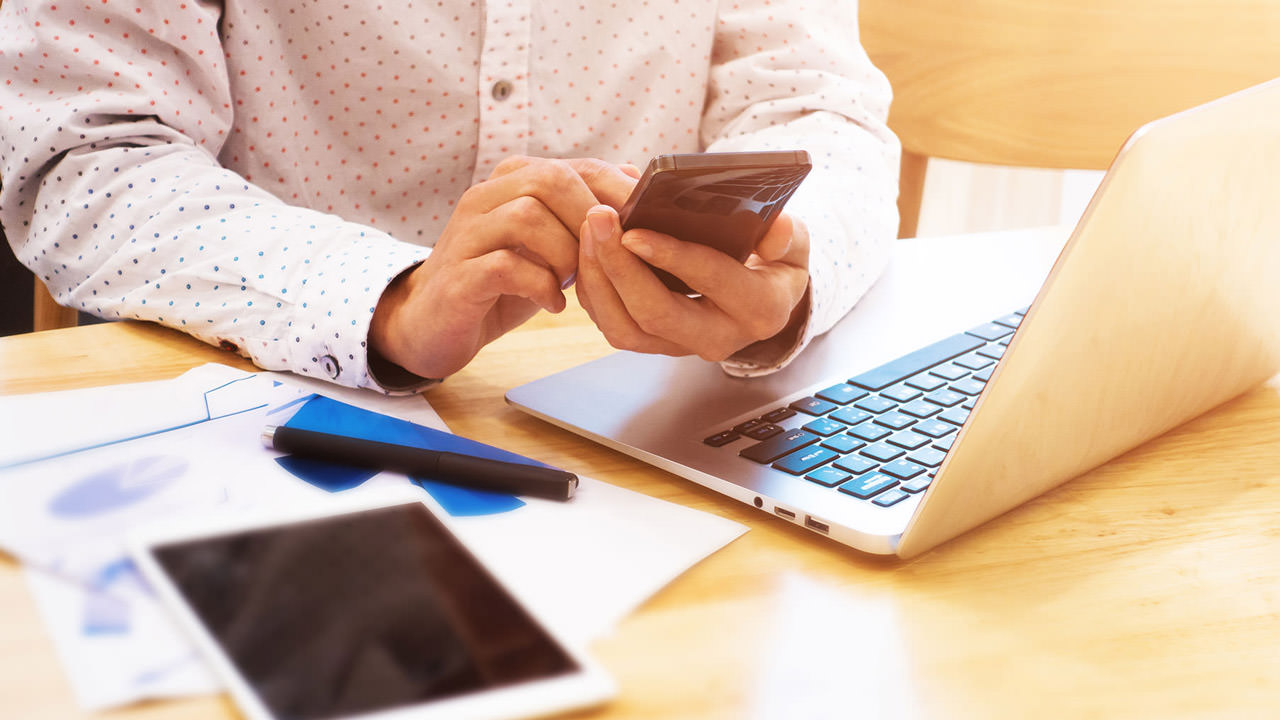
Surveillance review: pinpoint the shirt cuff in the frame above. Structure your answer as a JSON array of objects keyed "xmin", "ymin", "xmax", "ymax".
[{"xmin": 279, "ymin": 230, "xmax": 433, "ymax": 394}]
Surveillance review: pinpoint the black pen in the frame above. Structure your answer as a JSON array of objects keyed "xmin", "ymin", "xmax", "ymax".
[{"xmin": 261, "ymin": 425, "xmax": 578, "ymax": 501}]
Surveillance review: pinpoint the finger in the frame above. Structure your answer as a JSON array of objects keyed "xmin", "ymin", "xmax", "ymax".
[
  {"xmin": 587, "ymin": 211, "xmax": 751, "ymax": 361},
  {"xmin": 754, "ymin": 213, "xmax": 795, "ymax": 263},
  {"xmin": 562, "ymin": 157, "xmax": 638, "ymax": 209},
  {"xmin": 576, "ymin": 207, "xmax": 693, "ymax": 357},
  {"xmin": 749, "ymin": 213, "xmax": 809, "ymax": 269},
  {"xmin": 620, "ymin": 228, "xmax": 807, "ymax": 345},
  {"xmin": 484, "ymin": 195, "xmax": 581, "ymax": 287},
  {"xmin": 452, "ymin": 248, "xmax": 567, "ymax": 316},
  {"xmin": 464, "ymin": 158, "xmax": 600, "ymax": 236},
  {"xmin": 488, "ymin": 155, "xmax": 638, "ymax": 211}
]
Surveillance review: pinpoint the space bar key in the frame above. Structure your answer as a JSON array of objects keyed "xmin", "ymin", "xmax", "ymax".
[
  {"xmin": 739, "ymin": 429, "xmax": 820, "ymax": 464},
  {"xmin": 848, "ymin": 333, "xmax": 985, "ymax": 391}
]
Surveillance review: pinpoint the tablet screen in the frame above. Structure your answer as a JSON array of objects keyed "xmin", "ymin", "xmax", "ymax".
[{"xmin": 152, "ymin": 503, "xmax": 579, "ymax": 720}]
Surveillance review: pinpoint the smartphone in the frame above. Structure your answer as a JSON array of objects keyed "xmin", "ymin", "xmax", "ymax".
[
  {"xmin": 130, "ymin": 491, "xmax": 614, "ymax": 720},
  {"xmin": 617, "ymin": 150, "xmax": 811, "ymax": 294}
]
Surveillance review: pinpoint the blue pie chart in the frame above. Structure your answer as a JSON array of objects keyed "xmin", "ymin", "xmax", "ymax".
[{"xmin": 49, "ymin": 455, "xmax": 190, "ymax": 518}]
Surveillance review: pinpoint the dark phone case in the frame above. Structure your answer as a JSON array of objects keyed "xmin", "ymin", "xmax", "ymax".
[{"xmin": 618, "ymin": 151, "xmax": 811, "ymax": 295}]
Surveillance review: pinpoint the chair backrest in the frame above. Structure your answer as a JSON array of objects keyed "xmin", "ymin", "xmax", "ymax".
[
  {"xmin": 1, "ymin": 208, "xmax": 78, "ymax": 332},
  {"xmin": 859, "ymin": 0, "xmax": 1280, "ymax": 237}
]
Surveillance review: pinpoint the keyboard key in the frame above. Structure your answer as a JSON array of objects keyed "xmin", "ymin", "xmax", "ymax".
[
  {"xmin": 806, "ymin": 466, "xmax": 852, "ymax": 488},
  {"xmin": 908, "ymin": 447, "xmax": 947, "ymax": 467},
  {"xmin": 853, "ymin": 395, "xmax": 897, "ymax": 414},
  {"xmin": 902, "ymin": 475, "xmax": 933, "ymax": 493},
  {"xmin": 740, "ymin": 429, "xmax": 820, "ymax": 464},
  {"xmin": 905, "ymin": 373, "xmax": 947, "ymax": 391},
  {"xmin": 930, "ymin": 364, "xmax": 969, "ymax": 381},
  {"xmin": 773, "ymin": 446, "xmax": 839, "ymax": 475},
  {"xmin": 761, "ymin": 407, "xmax": 798, "ymax": 423},
  {"xmin": 976, "ymin": 344, "xmax": 1005, "ymax": 360},
  {"xmin": 938, "ymin": 408, "xmax": 970, "ymax": 426},
  {"xmin": 932, "ymin": 435, "xmax": 957, "ymax": 451},
  {"xmin": 962, "ymin": 399, "xmax": 977, "ymax": 410},
  {"xmin": 899, "ymin": 398, "xmax": 942, "ymax": 418},
  {"xmin": 881, "ymin": 458, "xmax": 927, "ymax": 480},
  {"xmin": 966, "ymin": 322, "xmax": 1014, "ymax": 342},
  {"xmin": 914, "ymin": 419, "xmax": 957, "ymax": 438},
  {"xmin": 734, "ymin": 418, "xmax": 767, "ymax": 434},
  {"xmin": 847, "ymin": 421, "xmax": 892, "ymax": 443},
  {"xmin": 703, "ymin": 430, "xmax": 739, "ymax": 447},
  {"xmin": 973, "ymin": 367, "xmax": 995, "ymax": 382},
  {"xmin": 880, "ymin": 384, "xmax": 922, "ymax": 403},
  {"xmin": 802, "ymin": 418, "xmax": 846, "ymax": 437},
  {"xmin": 815, "ymin": 383, "xmax": 867, "ymax": 405},
  {"xmin": 847, "ymin": 333, "xmax": 984, "ymax": 391},
  {"xmin": 954, "ymin": 353, "xmax": 994, "ymax": 371},
  {"xmin": 820, "ymin": 434, "xmax": 865, "ymax": 454},
  {"xmin": 873, "ymin": 411, "xmax": 917, "ymax": 430},
  {"xmin": 872, "ymin": 488, "xmax": 911, "ymax": 507},
  {"xmin": 998, "ymin": 336, "xmax": 1012, "ymax": 346},
  {"xmin": 744, "ymin": 423, "xmax": 784, "ymax": 440},
  {"xmin": 950, "ymin": 378, "xmax": 987, "ymax": 396},
  {"xmin": 887, "ymin": 430, "xmax": 931, "ymax": 450},
  {"xmin": 993, "ymin": 312, "xmax": 1023, "ymax": 329},
  {"xmin": 790, "ymin": 396, "xmax": 838, "ymax": 416},
  {"xmin": 838, "ymin": 471, "xmax": 898, "ymax": 499},
  {"xmin": 830, "ymin": 406, "xmax": 874, "ymax": 426},
  {"xmin": 860, "ymin": 442, "xmax": 905, "ymax": 463},
  {"xmin": 924, "ymin": 389, "xmax": 966, "ymax": 407},
  {"xmin": 1014, "ymin": 305, "xmax": 1030, "ymax": 315},
  {"xmin": 833, "ymin": 454, "xmax": 878, "ymax": 475}
]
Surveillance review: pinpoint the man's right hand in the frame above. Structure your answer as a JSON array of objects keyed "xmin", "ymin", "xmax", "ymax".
[{"xmin": 368, "ymin": 156, "xmax": 637, "ymax": 381}]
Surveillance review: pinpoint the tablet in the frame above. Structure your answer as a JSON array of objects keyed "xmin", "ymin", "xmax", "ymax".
[{"xmin": 129, "ymin": 491, "xmax": 614, "ymax": 720}]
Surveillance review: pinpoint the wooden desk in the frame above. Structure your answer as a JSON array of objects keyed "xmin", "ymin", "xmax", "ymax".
[{"xmin": 3, "ymin": 297, "xmax": 1279, "ymax": 719}]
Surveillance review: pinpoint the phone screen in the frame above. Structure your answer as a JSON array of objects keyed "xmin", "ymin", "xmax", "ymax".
[
  {"xmin": 618, "ymin": 150, "xmax": 810, "ymax": 294},
  {"xmin": 152, "ymin": 503, "xmax": 578, "ymax": 720}
]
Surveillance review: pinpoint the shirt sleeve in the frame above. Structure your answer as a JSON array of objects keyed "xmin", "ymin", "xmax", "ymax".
[
  {"xmin": 701, "ymin": 0, "xmax": 901, "ymax": 377},
  {"xmin": 0, "ymin": 0, "xmax": 432, "ymax": 393}
]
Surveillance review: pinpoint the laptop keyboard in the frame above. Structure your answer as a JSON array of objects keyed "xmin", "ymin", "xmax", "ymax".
[{"xmin": 702, "ymin": 308, "xmax": 1027, "ymax": 508}]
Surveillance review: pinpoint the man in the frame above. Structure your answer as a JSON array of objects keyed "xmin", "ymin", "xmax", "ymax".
[{"xmin": 0, "ymin": 0, "xmax": 899, "ymax": 392}]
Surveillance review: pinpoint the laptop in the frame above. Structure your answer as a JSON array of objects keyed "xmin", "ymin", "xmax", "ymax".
[{"xmin": 506, "ymin": 79, "xmax": 1280, "ymax": 558}]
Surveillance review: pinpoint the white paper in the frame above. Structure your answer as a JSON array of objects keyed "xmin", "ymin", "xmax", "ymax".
[{"xmin": 0, "ymin": 363, "xmax": 746, "ymax": 710}]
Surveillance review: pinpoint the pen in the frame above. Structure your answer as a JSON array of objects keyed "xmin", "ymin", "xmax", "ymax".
[{"xmin": 261, "ymin": 425, "xmax": 578, "ymax": 501}]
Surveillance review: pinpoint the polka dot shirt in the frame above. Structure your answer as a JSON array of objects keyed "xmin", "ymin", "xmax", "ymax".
[{"xmin": 0, "ymin": 0, "xmax": 899, "ymax": 392}]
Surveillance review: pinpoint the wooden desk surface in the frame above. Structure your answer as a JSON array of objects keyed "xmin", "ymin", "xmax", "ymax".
[{"xmin": 3, "ymin": 300, "xmax": 1279, "ymax": 719}]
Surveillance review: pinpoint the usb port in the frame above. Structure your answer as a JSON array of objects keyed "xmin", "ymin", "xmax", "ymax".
[
  {"xmin": 773, "ymin": 506, "xmax": 796, "ymax": 520},
  {"xmin": 805, "ymin": 516, "xmax": 829, "ymax": 534}
]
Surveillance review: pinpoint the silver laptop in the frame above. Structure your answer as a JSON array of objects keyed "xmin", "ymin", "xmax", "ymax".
[{"xmin": 506, "ymin": 79, "xmax": 1280, "ymax": 558}]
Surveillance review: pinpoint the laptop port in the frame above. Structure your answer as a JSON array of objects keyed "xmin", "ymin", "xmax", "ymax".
[
  {"xmin": 773, "ymin": 506, "xmax": 796, "ymax": 520},
  {"xmin": 805, "ymin": 516, "xmax": 829, "ymax": 534}
]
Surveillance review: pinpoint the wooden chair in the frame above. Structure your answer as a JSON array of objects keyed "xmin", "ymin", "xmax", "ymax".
[
  {"xmin": 859, "ymin": 0, "xmax": 1280, "ymax": 238},
  {"xmin": 33, "ymin": 279, "xmax": 78, "ymax": 331},
  {"xmin": 0, "ymin": 223, "xmax": 77, "ymax": 332}
]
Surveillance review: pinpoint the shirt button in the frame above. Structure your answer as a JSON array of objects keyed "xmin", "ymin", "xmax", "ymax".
[
  {"xmin": 491, "ymin": 80, "xmax": 514, "ymax": 101},
  {"xmin": 321, "ymin": 354, "xmax": 341, "ymax": 380}
]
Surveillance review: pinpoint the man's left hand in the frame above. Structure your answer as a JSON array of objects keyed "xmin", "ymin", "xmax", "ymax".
[{"xmin": 575, "ymin": 206, "xmax": 811, "ymax": 363}]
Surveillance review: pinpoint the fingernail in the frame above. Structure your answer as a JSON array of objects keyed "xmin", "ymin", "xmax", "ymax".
[
  {"xmin": 560, "ymin": 271, "xmax": 577, "ymax": 290},
  {"xmin": 587, "ymin": 208, "xmax": 615, "ymax": 243},
  {"xmin": 621, "ymin": 234, "xmax": 652, "ymax": 259}
]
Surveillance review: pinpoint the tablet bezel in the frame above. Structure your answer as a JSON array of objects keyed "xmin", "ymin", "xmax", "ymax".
[{"xmin": 128, "ymin": 488, "xmax": 615, "ymax": 720}]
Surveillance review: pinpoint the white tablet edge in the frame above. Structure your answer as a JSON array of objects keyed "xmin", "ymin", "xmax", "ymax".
[{"xmin": 127, "ymin": 486, "xmax": 616, "ymax": 720}]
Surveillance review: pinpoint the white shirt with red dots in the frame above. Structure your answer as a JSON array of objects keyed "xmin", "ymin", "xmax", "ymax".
[{"xmin": 0, "ymin": 0, "xmax": 899, "ymax": 391}]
